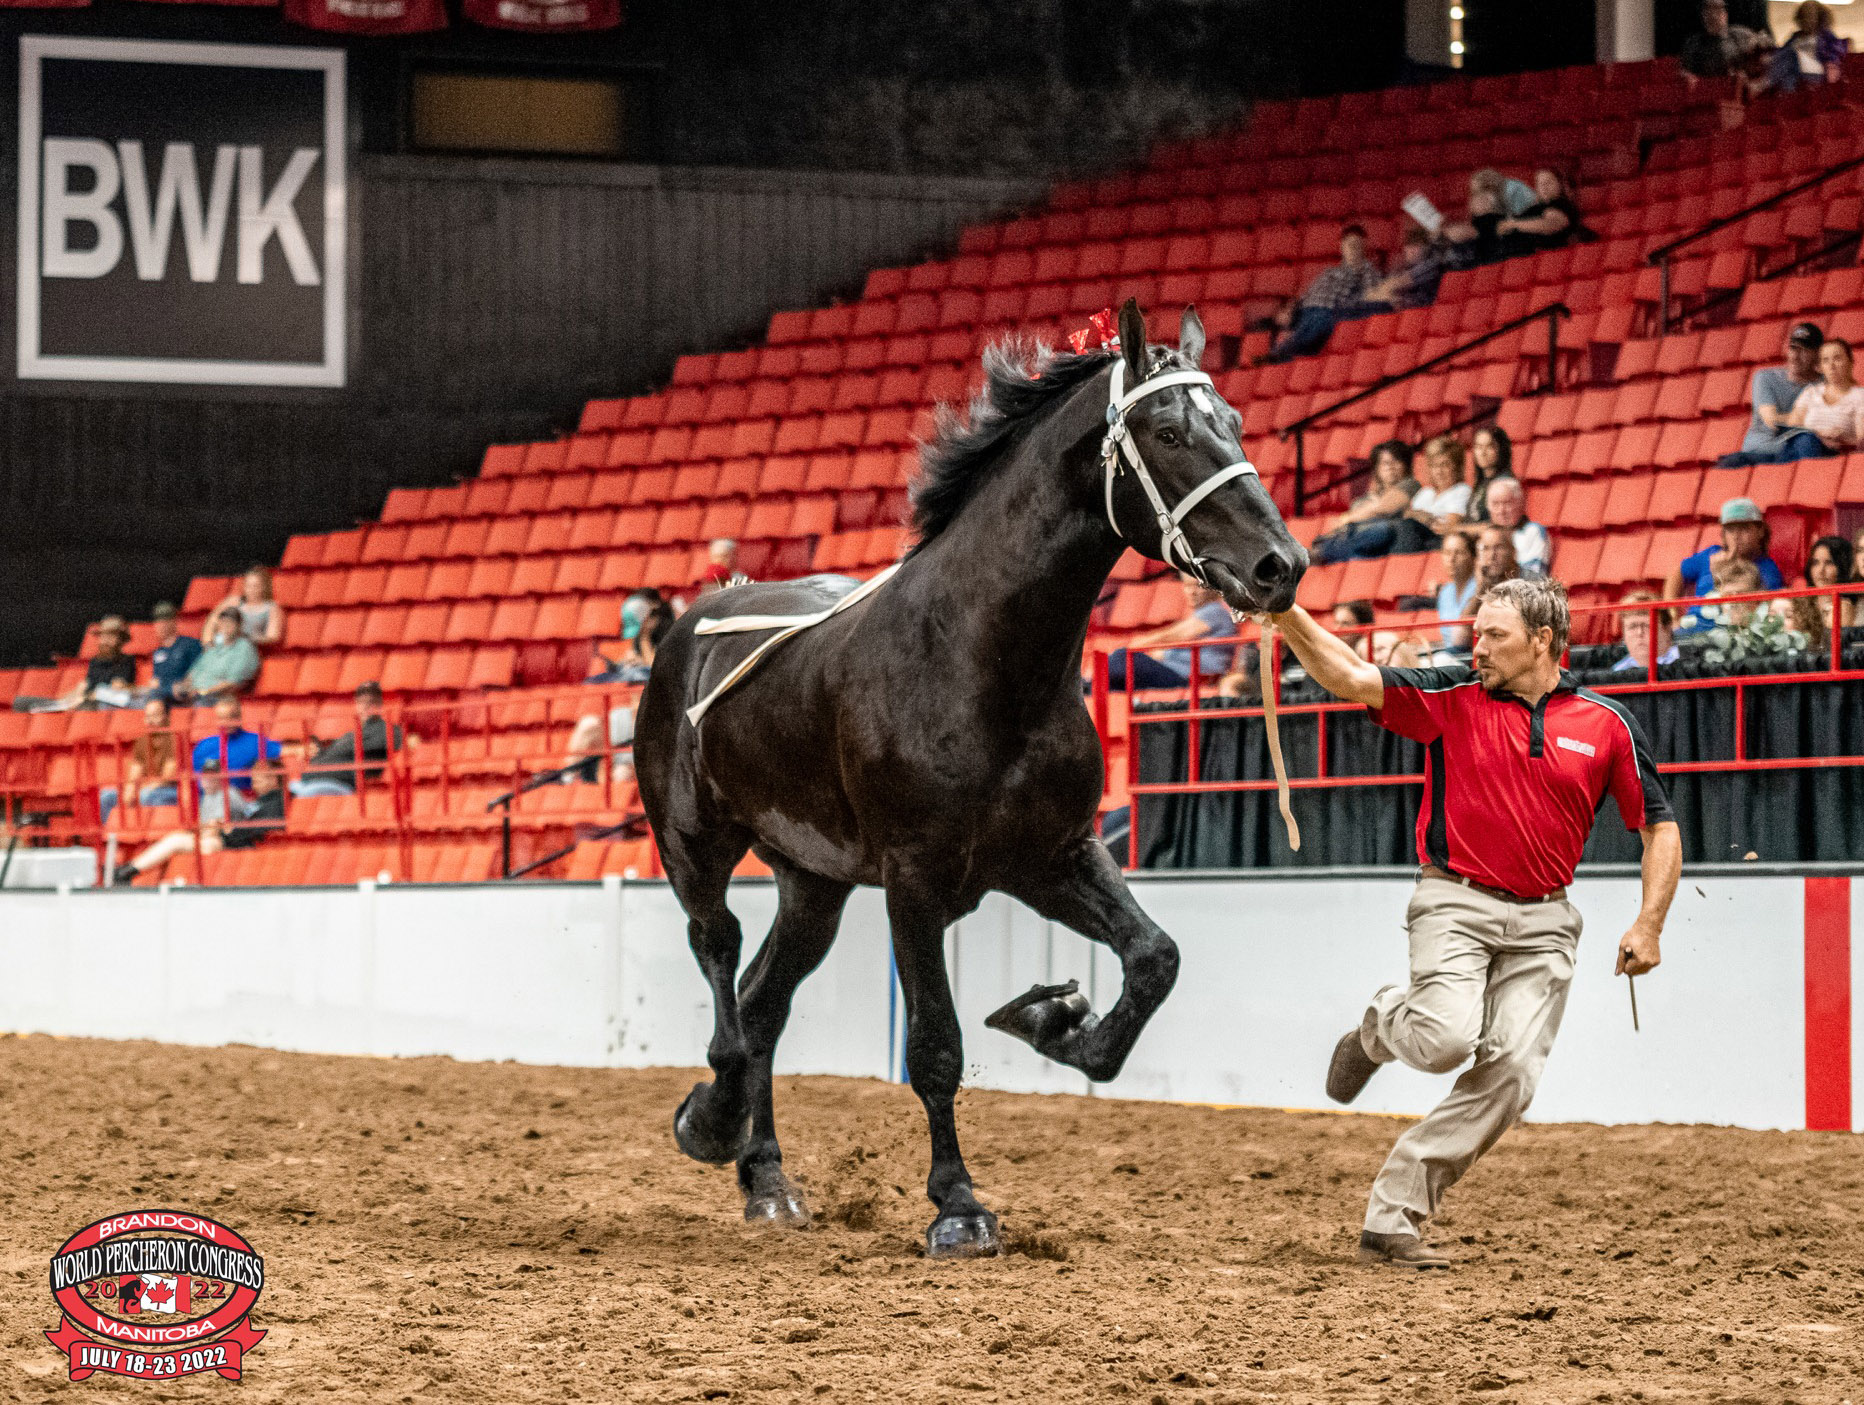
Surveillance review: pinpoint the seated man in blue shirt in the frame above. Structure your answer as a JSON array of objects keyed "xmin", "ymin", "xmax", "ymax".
[
  {"xmin": 1662, "ymin": 498, "xmax": 1784, "ymax": 627},
  {"xmin": 189, "ymin": 695, "xmax": 282, "ymax": 796},
  {"xmin": 1102, "ymin": 573, "xmax": 1237, "ymax": 691},
  {"xmin": 145, "ymin": 602, "xmax": 202, "ymax": 703}
]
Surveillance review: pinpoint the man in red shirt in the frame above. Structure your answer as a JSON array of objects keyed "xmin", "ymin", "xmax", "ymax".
[{"xmin": 1267, "ymin": 577, "xmax": 1681, "ymax": 1268}]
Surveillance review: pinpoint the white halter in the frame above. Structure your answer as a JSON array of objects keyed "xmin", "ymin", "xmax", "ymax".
[{"xmin": 1100, "ymin": 360, "xmax": 1259, "ymax": 584}]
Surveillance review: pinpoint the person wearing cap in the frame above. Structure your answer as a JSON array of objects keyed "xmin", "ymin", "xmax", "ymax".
[
  {"xmin": 1718, "ymin": 322, "xmax": 1824, "ymax": 466},
  {"xmin": 173, "ymin": 607, "xmax": 260, "ymax": 703},
  {"xmin": 10, "ymin": 616, "xmax": 137, "ymax": 713},
  {"xmin": 110, "ymin": 755, "xmax": 284, "ymax": 886},
  {"xmin": 1665, "ymin": 497, "xmax": 1785, "ymax": 630},
  {"xmin": 145, "ymin": 602, "xmax": 201, "ymax": 704}
]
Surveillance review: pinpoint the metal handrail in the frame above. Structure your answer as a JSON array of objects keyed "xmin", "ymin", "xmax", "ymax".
[
  {"xmin": 1277, "ymin": 302, "xmax": 1568, "ymax": 515},
  {"xmin": 1648, "ymin": 149, "xmax": 1864, "ymax": 331}
]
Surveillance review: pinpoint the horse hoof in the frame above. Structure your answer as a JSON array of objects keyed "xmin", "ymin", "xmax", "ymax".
[
  {"xmin": 984, "ymin": 980, "xmax": 1092, "ymax": 1053},
  {"xmin": 744, "ymin": 1184, "xmax": 811, "ymax": 1228},
  {"xmin": 673, "ymin": 1087, "xmax": 750, "ymax": 1166},
  {"xmin": 925, "ymin": 1211, "xmax": 1001, "ymax": 1259}
]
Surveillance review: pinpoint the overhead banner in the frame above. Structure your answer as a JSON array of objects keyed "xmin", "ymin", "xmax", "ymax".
[
  {"xmin": 16, "ymin": 37, "xmax": 347, "ymax": 387},
  {"xmin": 282, "ymin": 0, "xmax": 445, "ymax": 35},
  {"xmin": 463, "ymin": 0, "xmax": 621, "ymax": 32}
]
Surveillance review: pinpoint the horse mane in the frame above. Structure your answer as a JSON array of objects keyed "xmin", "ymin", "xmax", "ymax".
[{"xmin": 909, "ymin": 337, "xmax": 1190, "ymax": 549}]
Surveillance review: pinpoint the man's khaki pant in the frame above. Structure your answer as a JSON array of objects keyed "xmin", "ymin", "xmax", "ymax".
[{"xmin": 1359, "ymin": 876, "xmax": 1582, "ymax": 1237}]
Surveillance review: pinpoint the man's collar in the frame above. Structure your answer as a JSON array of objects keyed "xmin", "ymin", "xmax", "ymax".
[{"xmin": 1484, "ymin": 668, "xmax": 1575, "ymax": 707}]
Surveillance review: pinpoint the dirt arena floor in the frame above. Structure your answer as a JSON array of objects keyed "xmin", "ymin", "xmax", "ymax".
[{"xmin": 2, "ymin": 1036, "xmax": 1860, "ymax": 1404}]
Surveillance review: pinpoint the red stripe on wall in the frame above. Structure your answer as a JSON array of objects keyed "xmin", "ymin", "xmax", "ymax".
[{"xmin": 1804, "ymin": 876, "xmax": 1852, "ymax": 1133}]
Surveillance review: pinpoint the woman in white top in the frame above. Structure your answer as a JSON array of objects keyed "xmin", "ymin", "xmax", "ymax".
[
  {"xmin": 215, "ymin": 565, "xmax": 285, "ymax": 648},
  {"xmin": 1785, "ymin": 338, "xmax": 1864, "ymax": 456},
  {"xmin": 1398, "ymin": 435, "xmax": 1472, "ymax": 550}
]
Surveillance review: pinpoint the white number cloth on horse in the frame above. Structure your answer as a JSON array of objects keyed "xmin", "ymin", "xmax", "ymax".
[{"xmin": 684, "ymin": 563, "xmax": 901, "ymax": 727}]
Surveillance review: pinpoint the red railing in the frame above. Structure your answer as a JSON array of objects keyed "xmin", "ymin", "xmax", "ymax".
[
  {"xmin": 1090, "ymin": 582, "xmax": 1864, "ymax": 863},
  {"xmin": 64, "ymin": 678, "xmax": 649, "ymax": 885}
]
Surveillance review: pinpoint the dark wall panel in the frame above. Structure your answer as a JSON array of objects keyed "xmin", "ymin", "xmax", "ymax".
[{"xmin": 0, "ymin": 155, "xmax": 1035, "ymax": 664}]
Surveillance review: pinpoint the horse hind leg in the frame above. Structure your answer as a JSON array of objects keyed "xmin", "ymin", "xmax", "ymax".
[
  {"xmin": 988, "ymin": 840, "xmax": 1180, "ymax": 1084},
  {"xmin": 733, "ymin": 860, "xmax": 853, "ymax": 1227},
  {"xmin": 662, "ymin": 825, "xmax": 757, "ymax": 1166}
]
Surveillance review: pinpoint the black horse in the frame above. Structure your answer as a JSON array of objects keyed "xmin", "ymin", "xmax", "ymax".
[{"xmin": 635, "ymin": 301, "xmax": 1305, "ymax": 1257}]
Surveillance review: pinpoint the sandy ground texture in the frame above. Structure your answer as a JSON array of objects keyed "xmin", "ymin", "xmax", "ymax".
[{"xmin": 1, "ymin": 1036, "xmax": 1860, "ymax": 1404}]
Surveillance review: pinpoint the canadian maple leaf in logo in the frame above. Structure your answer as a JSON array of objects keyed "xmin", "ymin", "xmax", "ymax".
[{"xmin": 138, "ymin": 1275, "xmax": 178, "ymax": 1313}]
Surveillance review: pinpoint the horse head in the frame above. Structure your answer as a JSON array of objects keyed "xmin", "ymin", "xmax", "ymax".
[{"xmin": 1103, "ymin": 299, "xmax": 1307, "ymax": 615}]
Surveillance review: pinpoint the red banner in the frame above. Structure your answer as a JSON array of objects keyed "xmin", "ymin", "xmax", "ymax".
[
  {"xmin": 47, "ymin": 1317, "xmax": 265, "ymax": 1382},
  {"xmin": 464, "ymin": 0, "xmax": 621, "ymax": 31},
  {"xmin": 283, "ymin": 0, "xmax": 445, "ymax": 32}
]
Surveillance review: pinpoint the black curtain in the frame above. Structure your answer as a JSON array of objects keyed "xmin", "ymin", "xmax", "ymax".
[{"xmin": 1134, "ymin": 676, "xmax": 1864, "ymax": 869}]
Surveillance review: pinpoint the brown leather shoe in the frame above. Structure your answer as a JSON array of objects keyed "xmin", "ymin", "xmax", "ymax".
[
  {"xmin": 1325, "ymin": 1028, "xmax": 1379, "ymax": 1105},
  {"xmin": 1358, "ymin": 1231, "xmax": 1450, "ymax": 1269}
]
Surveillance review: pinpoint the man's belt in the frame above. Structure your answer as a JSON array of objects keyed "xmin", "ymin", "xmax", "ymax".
[{"xmin": 1419, "ymin": 865, "xmax": 1566, "ymax": 905}]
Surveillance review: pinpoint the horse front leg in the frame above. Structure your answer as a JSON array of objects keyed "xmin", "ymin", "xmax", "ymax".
[
  {"xmin": 884, "ymin": 879, "xmax": 1001, "ymax": 1259},
  {"xmin": 989, "ymin": 839, "xmax": 1180, "ymax": 1083},
  {"xmin": 733, "ymin": 862, "xmax": 853, "ymax": 1226}
]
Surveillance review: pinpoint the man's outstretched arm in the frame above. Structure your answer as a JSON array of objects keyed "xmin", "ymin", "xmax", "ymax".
[{"xmin": 1266, "ymin": 606, "xmax": 1386, "ymax": 708}]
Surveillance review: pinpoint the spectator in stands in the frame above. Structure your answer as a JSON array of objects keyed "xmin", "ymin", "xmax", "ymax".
[
  {"xmin": 1681, "ymin": 0, "xmax": 1769, "ymax": 80},
  {"xmin": 1614, "ymin": 590, "xmax": 1681, "ymax": 672},
  {"xmin": 1442, "ymin": 169, "xmax": 1533, "ymax": 267},
  {"xmin": 1802, "ymin": 534, "xmax": 1859, "ymax": 630},
  {"xmin": 1854, "ymin": 526, "xmax": 1864, "ymax": 585},
  {"xmin": 1472, "ymin": 524, "xmax": 1520, "ymax": 598},
  {"xmin": 1263, "ymin": 224, "xmax": 1383, "ymax": 362},
  {"xmin": 1702, "ymin": 556, "xmax": 1768, "ymax": 630},
  {"xmin": 591, "ymin": 591, "xmax": 672, "ymax": 686},
  {"xmin": 1399, "ymin": 436, "xmax": 1473, "ymax": 551},
  {"xmin": 11, "ymin": 616, "xmax": 137, "ymax": 713},
  {"xmin": 145, "ymin": 602, "xmax": 200, "ymax": 704},
  {"xmin": 1328, "ymin": 600, "xmax": 1418, "ymax": 667},
  {"xmin": 1434, "ymin": 531, "xmax": 1480, "ymax": 656},
  {"xmin": 99, "ymin": 695, "xmax": 182, "ymax": 825},
  {"xmin": 174, "ymin": 608, "xmax": 261, "ymax": 703},
  {"xmin": 216, "ymin": 566, "xmax": 283, "ymax": 648},
  {"xmin": 291, "ymin": 682, "xmax": 404, "ymax": 798},
  {"xmin": 1667, "ymin": 497, "xmax": 1785, "ymax": 613},
  {"xmin": 1356, "ymin": 227, "xmax": 1448, "ymax": 314},
  {"xmin": 563, "ymin": 604, "xmax": 677, "ymax": 782},
  {"xmin": 1787, "ymin": 338, "xmax": 1864, "ymax": 452},
  {"xmin": 1462, "ymin": 426, "xmax": 1516, "ymax": 525},
  {"xmin": 700, "ymin": 539, "xmax": 739, "ymax": 591},
  {"xmin": 190, "ymin": 694, "xmax": 281, "ymax": 796},
  {"xmin": 1482, "ymin": 477, "xmax": 1551, "ymax": 579},
  {"xmin": 1758, "ymin": 1, "xmax": 1846, "ymax": 93},
  {"xmin": 1720, "ymin": 322, "xmax": 1823, "ymax": 466},
  {"xmin": 1103, "ymin": 572, "xmax": 1236, "ymax": 690},
  {"xmin": 1310, "ymin": 440, "xmax": 1420, "ymax": 564},
  {"xmin": 1497, "ymin": 169, "xmax": 1589, "ymax": 259},
  {"xmin": 110, "ymin": 756, "xmax": 284, "ymax": 886}
]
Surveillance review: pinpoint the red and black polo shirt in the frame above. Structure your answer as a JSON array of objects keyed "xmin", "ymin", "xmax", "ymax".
[{"xmin": 1371, "ymin": 666, "xmax": 1675, "ymax": 899}]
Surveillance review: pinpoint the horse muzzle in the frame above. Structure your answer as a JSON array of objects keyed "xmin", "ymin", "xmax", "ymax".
[{"xmin": 1204, "ymin": 547, "xmax": 1304, "ymax": 617}]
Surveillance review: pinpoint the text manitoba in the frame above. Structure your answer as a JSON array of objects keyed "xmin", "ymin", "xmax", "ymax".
[{"xmin": 51, "ymin": 1241, "xmax": 263, "ymax": 1292}]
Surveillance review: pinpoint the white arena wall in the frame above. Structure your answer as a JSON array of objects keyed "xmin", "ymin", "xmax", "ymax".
[{"xmin": 0, "ymin": 870, "xmax": 1856, "ymax": 1134}]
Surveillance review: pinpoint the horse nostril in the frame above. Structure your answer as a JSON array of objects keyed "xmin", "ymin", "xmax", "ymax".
[{"xmin": 1252, "ymin": 551, "xmax": 1291, "ymax": 589}]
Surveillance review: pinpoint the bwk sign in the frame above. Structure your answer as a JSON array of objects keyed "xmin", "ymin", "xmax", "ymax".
[{"xmin": 18, "ymin": 37, "xmax": 347, "ymax": 386}]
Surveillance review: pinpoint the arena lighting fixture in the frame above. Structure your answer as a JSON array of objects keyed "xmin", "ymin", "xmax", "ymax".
[{"xmin": 1448, "ymin": 1, "xmax": 1465, "ymax": 68}]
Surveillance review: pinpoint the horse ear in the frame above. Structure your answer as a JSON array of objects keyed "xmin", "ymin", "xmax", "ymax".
[
  {"xmin": 1179, "ymin": 305, "xmax": 1207, "ymax": 370},
  {"xmin": 1118, "ymin": 299, "xmax": 1147, "ymax": 386}
]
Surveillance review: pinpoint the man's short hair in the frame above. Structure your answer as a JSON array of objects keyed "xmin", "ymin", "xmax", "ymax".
[
  {"xmin": 1370, "ymin": 438, "xmax": 1413, "ymax": 471},
  {"xmin": 214, "ymin": 694, "xmax": 241, "ymax": 714},
  {"xmin": 1482, "ymin": 577, "xmax": 1570, "ymax": 657},
  {"xmin": 217, "ymin": 605, "xmax": 242, "ymax": 622},
  {"xmin": 1341, "ymin": 223, "xmax": 1367, "ymax": 241},
  {"xmin": 354, "ymin": 681, "xmax": 384, "ymax": 705},
  {"xmin": 151, "ymin": 601, "xmax": 178, "ymax": 621},
  {"xmin": 1486, "ymin": 476, "xmax": 1524, "ymax": 502}
]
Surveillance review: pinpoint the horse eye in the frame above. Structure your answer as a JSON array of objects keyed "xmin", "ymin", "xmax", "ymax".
[{"xmin": 1155, "ymin": 427, "xmax": 1180, "ymax": 447}]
